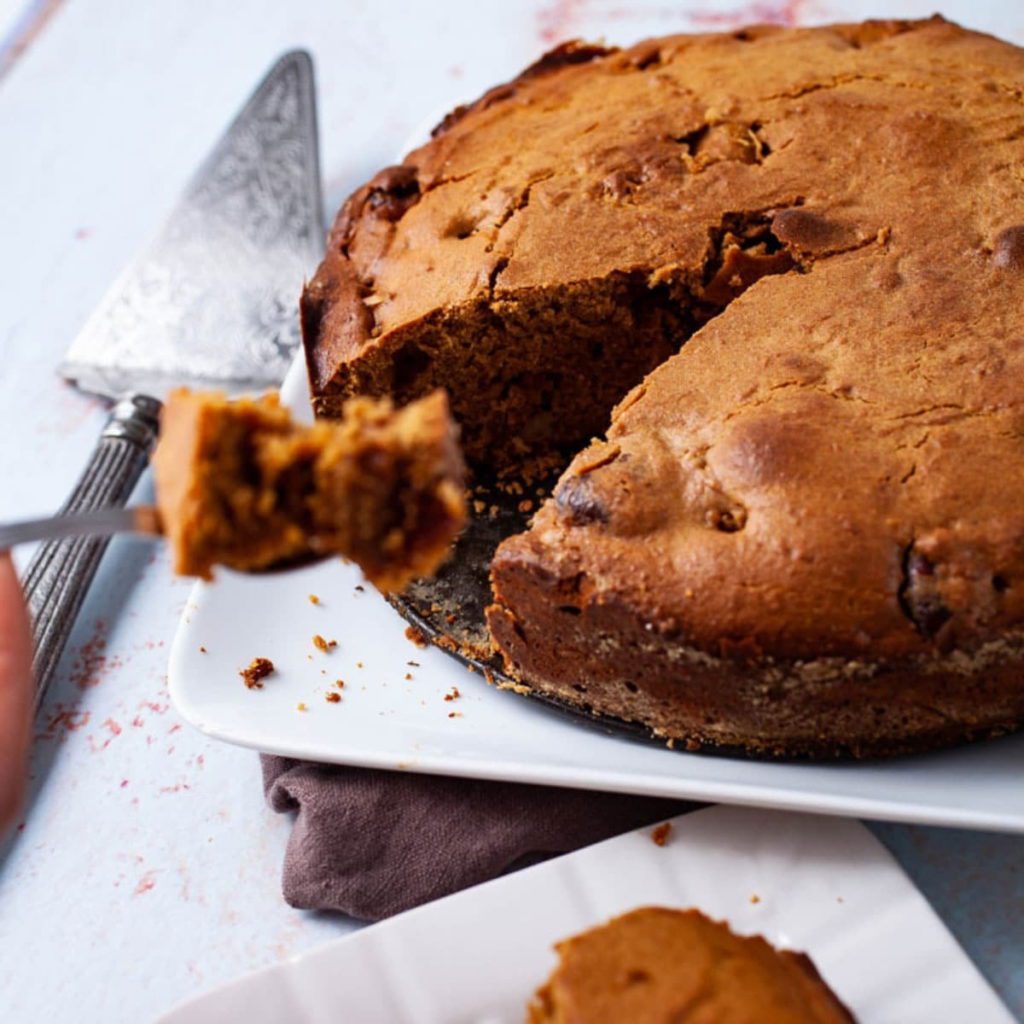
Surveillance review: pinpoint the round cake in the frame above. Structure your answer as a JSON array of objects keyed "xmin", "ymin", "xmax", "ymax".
[{"xmin": 302, "ymin": 17, "xmax": 1024, "ymax": 757}]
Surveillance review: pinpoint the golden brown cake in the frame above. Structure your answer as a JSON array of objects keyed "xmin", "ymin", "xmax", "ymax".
[
  {"xmin": 302, "ymin": 17, "xmax": 1024, "ymax": 756},
  {"xmin": 152, "ymin": 388, "xmax": 465, "ymax": 591},
  {"xmin": 528, "ymin": 907, "xmax": 854, "ymax": 1023}
]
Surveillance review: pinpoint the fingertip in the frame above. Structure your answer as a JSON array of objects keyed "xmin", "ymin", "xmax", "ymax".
[{"xmin": 0, "ymin": 547, "xmax": 32, "ymax": 835}]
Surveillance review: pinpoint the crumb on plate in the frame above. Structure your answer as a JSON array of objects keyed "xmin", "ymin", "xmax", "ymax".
[
  {"xmin": 404, "ymin": 624, "xmax": 429, "ymax": 648},
  {"xmin": 240, "ymin": 657, "xmax": 274, "ymax": 690}
]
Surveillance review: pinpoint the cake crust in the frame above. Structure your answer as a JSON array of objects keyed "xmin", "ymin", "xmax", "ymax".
[{"xmin": 304, "ymin": 17, "xmax": 1024, "ymax": 756}]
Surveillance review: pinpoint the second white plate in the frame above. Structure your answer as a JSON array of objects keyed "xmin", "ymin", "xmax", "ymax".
[{"xmin": 158, "ymin": 805, "xmax": 1011, "ymax": 1023}]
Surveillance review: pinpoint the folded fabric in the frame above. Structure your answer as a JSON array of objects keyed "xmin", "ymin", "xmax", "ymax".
[{"xmin": 262, "ymin": 754, "xmax": 690, "ymax": 921}]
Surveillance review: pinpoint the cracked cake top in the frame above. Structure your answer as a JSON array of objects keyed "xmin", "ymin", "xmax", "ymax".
[{"xmin": 305, "ymin": 15, "xmax": 1024, "ymax": 662}]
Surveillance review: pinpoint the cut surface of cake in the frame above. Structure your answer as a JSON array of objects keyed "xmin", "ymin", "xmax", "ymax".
[
  {"xmin": 302, "ymin": 16, "xmax": 1024, "ymax": 756},
  {"xmin": 528, "ymin": 907, "xmax": 854, "ymax": 1023},
  {"xmin": 152, "ymin": 388, "xmax": 465, "ymax": 591}
]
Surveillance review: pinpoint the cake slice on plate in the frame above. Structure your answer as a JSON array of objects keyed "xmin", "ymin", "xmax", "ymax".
[{"xmin": 529, "ymin": 907, "xmax": 854, "ymax": 1023}]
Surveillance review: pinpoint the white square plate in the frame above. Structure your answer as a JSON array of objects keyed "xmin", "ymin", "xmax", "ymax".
[
  {"xmin": 168, "ymin": 357, "xmax": 1024, "ymax": 833},
  {"xmin": 157, "ymin": 805, "xmax": 1011, "ymax": 1022}
]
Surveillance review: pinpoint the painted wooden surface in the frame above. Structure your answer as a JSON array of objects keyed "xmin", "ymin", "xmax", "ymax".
[{"xmin": 0, "ymin": 1, "xmax": 1020, "ymax": 1020}]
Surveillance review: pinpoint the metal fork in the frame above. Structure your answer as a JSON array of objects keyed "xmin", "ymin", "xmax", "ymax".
[{"xmin": 0, "ymin": 507, "xmax": 163, "ymax": 550}]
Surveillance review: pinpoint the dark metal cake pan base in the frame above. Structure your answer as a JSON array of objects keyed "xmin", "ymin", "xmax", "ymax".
[{"xmin": 386, "ymin": 472, "xmax": 797, "ymax": 761}]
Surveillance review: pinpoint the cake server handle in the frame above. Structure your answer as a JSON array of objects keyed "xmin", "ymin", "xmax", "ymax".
[{"xmin": 20, "ymin": 394, "xmax": 162, "ymax": 711}]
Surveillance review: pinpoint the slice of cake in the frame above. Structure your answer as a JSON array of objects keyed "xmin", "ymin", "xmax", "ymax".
[
  {"xmin": 528, "ymin": 907, "xmax": 854, "ymax": 1023},
  {"xmin": 152, "ymin": 388, "xmax": 465, "ymax": 591}
]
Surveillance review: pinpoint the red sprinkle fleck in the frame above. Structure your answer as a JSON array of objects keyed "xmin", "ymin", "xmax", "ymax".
[
  {"xmin": 37, "ymin": 705, "xmax": 91, "ymax": 741},
  {"xmin": 689, "ymin": 0, "xmax": 806, "ymax": 28},
  {"xmin": 134, "ymin": 871, "xmax": 157, "ymax": 895},
  {"xmin": 536, "ymin": 0, "xmax": 588, "ymax": 44},
  {"xmin": 69, "ymin": 620, "xmax": 120, "ymax": 689}
]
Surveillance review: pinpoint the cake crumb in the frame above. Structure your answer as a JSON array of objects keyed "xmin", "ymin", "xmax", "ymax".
[
  {"xmin": 296, "ymin": 702, "xmax": 308, "ymax": 712},
  {"xmin": 750, "ymin": 894, "xmax": 761, "ymax": 904},
  {"xmin": 308, "ymin": 594, "xmax": 320, "ymax": 605},
  {"xmin": 448, "ymin": 711, "xmax": 463, "ymax": 718},
  {"xmin": 407, "ymin": 660, "xmax": 420, "ymax": 667},
  {"xmin": 357, "ymin": 661, "xmax": 364, "ymax": 669},
  {"xmin": 473, "ymin": 499, "xmax": 487, "ymax": 515},
  {"xmin": 199, "ymin": 646, "xmax": 207, "ymax": 654},
  {"xmin": 444, "ymin": 687, "xmax": 461, "ymax": 702},
  {"xmin": 313, "ymin": 634, "xmax": 338, "ymax": 652},
  {"xmin": 325, "ymin": 691, "xmax": 342, "ymax": 704},
  {"xmin": 355, "ymin": 584, "xmax": 365, "ymax": 593},
  {"xmin": 651, "ymin": 822, "xmax": 672, "ymax": 847},
  {"xmin": 497, "ymin": 679, "xmax": 532, "ymax": 696},
  {"xmin": 335, "ymin": 679, "xmax": 345, "ymax": 689},
  {"xmin": 405, "ymin": 672, "xmax": 413, "ymax": 681},
  {"xmin": 517, "ymin": 499, "xmax": 534, "ymax": 513},
  {"xmin": 405, "ymin": 625, "xmax": 429, "ymax": 648},
  {"xmin": 240, "ymin": 657, "xmax": 274, "ymax": 690}
]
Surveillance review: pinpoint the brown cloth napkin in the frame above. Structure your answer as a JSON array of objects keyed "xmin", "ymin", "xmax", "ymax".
[{"xmin": 262, "ymin": 754, "xmax": 689, "ymax": 921}]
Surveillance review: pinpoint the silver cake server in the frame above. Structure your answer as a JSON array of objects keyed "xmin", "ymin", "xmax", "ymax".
[{"xmin": 25, "ymin": 51, "xmax": 324, "ymax": 709}]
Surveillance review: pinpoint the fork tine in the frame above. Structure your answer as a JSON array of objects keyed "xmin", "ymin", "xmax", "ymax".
[{"xmin": 0, "ymin": 506, "xmax": 160, "ymax": 550}]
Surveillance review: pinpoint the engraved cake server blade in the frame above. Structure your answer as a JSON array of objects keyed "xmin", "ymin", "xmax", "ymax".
[{"xmin": 25, "ymin": 51, "xmax": 325, "ymax": 710}]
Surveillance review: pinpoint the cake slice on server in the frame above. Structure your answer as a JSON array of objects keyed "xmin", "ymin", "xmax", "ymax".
[{"xmin": 301, "ymin": 17, "xmax": 1024, "ymax": 757}]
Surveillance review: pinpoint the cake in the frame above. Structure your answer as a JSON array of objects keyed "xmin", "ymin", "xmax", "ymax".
[
  {"xmin": 527, "ymin": 907, "xmax": 854, "ymax": 1023},
  {"xmin": 152, "ymin": 388, "xmax": 465, "ymax": 591},
  {"xmin": 302, "ymin": 17, "xmax": 1024, "ymax": 756}
]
